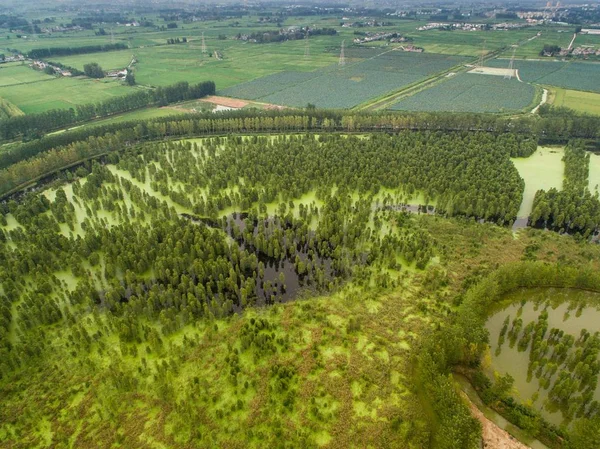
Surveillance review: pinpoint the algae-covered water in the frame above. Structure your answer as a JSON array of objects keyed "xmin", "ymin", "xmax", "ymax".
[
  {"xmin": 511, "ymin": 147, "xmax": 564, "ymax": 219},
  {"xmin": 486, "ymin": 288, "xmax": 600, "ymax": 425}
]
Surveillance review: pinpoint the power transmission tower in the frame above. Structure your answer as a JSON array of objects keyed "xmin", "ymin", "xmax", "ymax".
[
  {"xmin": 339, "ymin": 40, "xmax": 346, "ymax": 66},
  {"xmin": 201, "ymin": 32, "xmax": 207, "ymax": 55},
  {"xmin": 505, "ymin": 47, "xmax": 516, "ymax": 80},
  {"xmin": 478, "ymin": 40, "xmax": 487, "ymax": 68},
  {"xmin": 111, "ymin": 28, "xmax": 115, "ymax": 45},
  {"xmin": 304, "ymin": 31, "xmax": 310, "ymax": 59}
]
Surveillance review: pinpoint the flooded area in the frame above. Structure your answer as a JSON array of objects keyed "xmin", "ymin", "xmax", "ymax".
[
  {"xmin": 182, "ymin": 212, "xmax": 334, "ymax": 309},
  {"xmin": 486, "ymin": 288, "xmax": 600, "ymax": 425},
  {"xmin": 589, "ymin": 152, "xmax": 600, "ymax": 196},
  {"xmin": 511, "ymin": 147, "xmax": 564, "ymax": 220}
]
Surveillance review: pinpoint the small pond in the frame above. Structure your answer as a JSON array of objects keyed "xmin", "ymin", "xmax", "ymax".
[{"xmin": 486, "ymin": 287, "xmax": 600, "ymax": 426}]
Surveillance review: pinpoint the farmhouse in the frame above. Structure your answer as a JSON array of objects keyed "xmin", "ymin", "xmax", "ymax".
[
  {"xmin": 401, "ymin": 45, "xmax": 424, "ymax": 53},
  {"xmin": 107, "ymin": 69, "xmax": 128, "ymax": 78}
]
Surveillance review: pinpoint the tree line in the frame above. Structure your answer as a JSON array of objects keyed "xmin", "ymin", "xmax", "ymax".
[
  {"xmin": 28, "ymin": 43, "xmax": 128, "ymax": 59},
  {"xmin": 0, "ymin": 80, "xmax": 215, "ymax": 142}
]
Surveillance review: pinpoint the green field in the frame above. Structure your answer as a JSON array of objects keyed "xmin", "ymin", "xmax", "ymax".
[
  {"xmin": 0, "ymin": 76, "xmax": 136, "ymax": 113},
  {"xmin": 0, "ymin": 64, "xmax": 55, "ymax": 86},
  {"xmin": 488, "ymin": 58, "xmax": 600, "ymax": 92},
  {"xmin": 220, "ymin": 51, "xmax": 468, "ymax": 108},
  {"xmin": 498, "ymin": 28, "xmax": 600, "ymax": 59},
  {"xmin": 388, "ymin": 73, "xmax": 537, "ymax": 114},
  {"xmin": 550, "ymin": 87, "xmax": 600, "ymax": 115},
  {"xmin": 0, "ymin": 97, "xmax": 24, "ymax": 119}
]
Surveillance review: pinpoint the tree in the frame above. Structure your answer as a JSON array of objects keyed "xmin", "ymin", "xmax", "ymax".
[
  {"xmin": 125, "ymin": 72, "xmax": 136, "ymax": 86},
  {"xmin": 83, "ymin": 62, "xmax": 104, "ymax": 79}
]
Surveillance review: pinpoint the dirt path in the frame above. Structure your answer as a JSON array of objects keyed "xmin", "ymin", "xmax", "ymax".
[
  {"xmin": 531, "ymin": 88, "xmax": 548, "ymax": 114},
  {"xmin": 462, "ymin": 392, "xmax": 532, "ymax": 449}
]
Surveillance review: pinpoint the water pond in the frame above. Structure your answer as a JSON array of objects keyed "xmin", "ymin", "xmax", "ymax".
[
  {"xmin": 486, "ymin": 288, "xmax": 600, "ymax": 426},
  {"xmin": 182, "ymin": 212, "xmax": 335, "ymax": 309}
]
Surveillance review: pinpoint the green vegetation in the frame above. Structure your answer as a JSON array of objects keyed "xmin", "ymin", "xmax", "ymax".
[
  {"xmin": 3, "ymin": 4, "xmax": 600, "ymax": 449},
  {"xmin": 0, "ymin": 76, "xmax": 133, "ymax": 114},
  {"xmin": 530, "ymin": 141, "xmax": 600, "ymax": 236},
  {"xmin": 0, "ymin": 64, "xmax": 55, "ymax": 87},
  {"xmin": 83, "ymin": 62, "xmax": 105, "ymax": 79},
  {"xmin": 0, "ymin": 80, "xmax": 215, "ymax": 141},
  {"xmin": 511, "ymin": 146, "xmax": 564, "ymax": 219},
  {"xmin": 220, "ymin": 52, "xmax": 468, "ymax": 109},
  {"xmin": 0, "ymin": 97, "xmax": 23, "ymax": 119},
  {"xmin": 488, "ymin": 59, "xmax": 600, "ymax": 93},
  {"xmin": 28, "ymin": 43, "xmax": 128, "ymax": 59},
  {"xmin": 487, "ymin": 288, "xmax": 600, "ymax": 425},
  {"xmin": 550, "ymin": 88, "xmax": 600, "ymax": 116},
  {"xmin": 389, "ymin": 74, "xmax": 537, "ymax": 113}
]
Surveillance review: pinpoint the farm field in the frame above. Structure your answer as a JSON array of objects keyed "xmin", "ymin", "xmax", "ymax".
[
  {"xmin": 488, "ymin": 58, "xmax": 600, "ymax": 92},
  {"xmin": 220, "ymin": 51, "xmax": 469, "ymax": 108},
  {"xmin": 0, "ymin": 64, "xmax": 55, "ymax": 86},
  {"xmin": 388, "ymin": 73, "xmax": 537, "ymax": 114},
  {"xmin": 406, "ymin": 28, "xmax": 541, "ymax": 56},
  {"xmin": 0, "ymin": 76, "xmax": 136, "ymax": 113},
  {"xmin": 0, "ymin": 97, "xmax": 23, "ymax": 119},
  {"xmin": 511, "ymin": 146, "xmax": 565, "ymax": 218},
  {"xmin": 50, "ymin": 37, "xmax": 341, "ymax": 89},
  {"xmin": 550, "ymin": 87, "xmax": 600, "ymax": 115}
]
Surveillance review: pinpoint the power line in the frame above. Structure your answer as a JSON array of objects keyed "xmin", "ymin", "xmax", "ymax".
[
  {"xmin": 201, "ymin": 32, "xmax": 207, "ymax": 55},
  {"xmin": 304, "ymin": 31, "xmax": 310, "ymax": 59}
]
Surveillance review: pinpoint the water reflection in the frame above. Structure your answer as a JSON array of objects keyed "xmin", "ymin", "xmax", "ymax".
[{"xmin": 486, "ymin": 288, "xmax": 600, "ymax": 425}]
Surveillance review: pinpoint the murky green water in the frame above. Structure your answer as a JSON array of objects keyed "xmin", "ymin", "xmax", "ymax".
[
  {"xmin": 486, "ymin": 288, "xmax": 600, "ymax": 425},
  {"xmin": 511, "ymin": 147, "xmax": 564, "ymax": 219}
]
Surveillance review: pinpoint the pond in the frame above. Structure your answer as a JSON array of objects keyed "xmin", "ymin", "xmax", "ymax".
[
  {"xmin": 182, "ymin": 212, "xmax": 335, "ymax": 309},
  {"xmin": 511, "ymin": 147, "xmax": 564, "ymax": 221},
  {"xmin": 485, "ymin": 288, "xmax": 600, "ymax": 426}
]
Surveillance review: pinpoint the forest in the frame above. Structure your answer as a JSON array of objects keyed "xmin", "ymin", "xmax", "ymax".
[{"xmin": 0, "ymin": 115, "xmax": 600, "ymax": 449}]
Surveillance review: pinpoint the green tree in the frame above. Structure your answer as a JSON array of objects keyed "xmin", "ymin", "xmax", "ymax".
[{"xmin": 83, "ymin": 62, "xmax": 104, "ymax": 79}]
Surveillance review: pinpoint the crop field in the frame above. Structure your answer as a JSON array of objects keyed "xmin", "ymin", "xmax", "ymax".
[
  {"xmin": 499, "ymin": 29, "xmax": 600, "ymax": 59},
  {"xmin": 388, "ymin": 73, "xmax": 536, "ymax": 114},
  {"xmin": 488, "ymin": 58, "xmax": 600, "ymax": 92},
  {"xmin": 550, "ymin": 87, "xmax": 600, "ymax": 115},
  {"xmin": 0, "ymin": 76, "xmax": 135, "ymax": 113},
  {"xmin": 220, "ymin": 51, "xmax": 468, "ymax": 108},
  {"xmin": 0, "ymin": 97, "xmax": 23, "ymax": 119},
  {"xmin": 407, "ymin": 28, "xmax": 540, "ymax": 56},
  {"xmin": 0, "ymin": 64, "xmax": 55, "ymax": 86}
]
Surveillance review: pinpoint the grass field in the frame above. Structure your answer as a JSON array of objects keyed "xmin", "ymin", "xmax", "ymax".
[
  {"xmin": 549, "ymin": 87, "xmax": 600, "ymax": 115},
  {"xmin": 488, "ymin": 58, "xmax": 600, "ymax": 93},
  {"xmin": 220, "ymin": 51, "xmax": 468, "ymax": 108},
  {"xmin": 0, "ymin": 97, "xmax": 24, "ymax": 119},
  {"xmin": 0, "ymin": 76, "xmax": 136, "ymax": 114},
  {"xmin": 0, "ymin": 64, "xmax": 55, "ymax": 86},
  {"xmin": 388, "ymin": 73, "xmax": 537, "ymax": 114}
]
